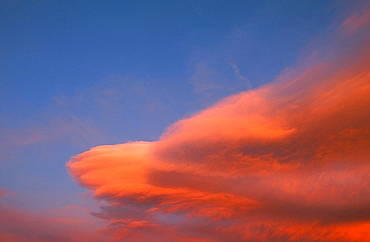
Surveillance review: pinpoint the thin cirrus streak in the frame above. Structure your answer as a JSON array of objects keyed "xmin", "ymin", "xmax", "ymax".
[{"xmin": 68, "ymin": 10, "xmax": 370, "ymax": 242}]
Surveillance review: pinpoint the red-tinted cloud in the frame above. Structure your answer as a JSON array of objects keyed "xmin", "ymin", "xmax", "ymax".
[
  {"xmin": 68, "ymin": 7, "xmax": 370, "ymax": 242},
  {"xmin": 0, "ymin": 201, "xmax": 105, "ymax": 242}
]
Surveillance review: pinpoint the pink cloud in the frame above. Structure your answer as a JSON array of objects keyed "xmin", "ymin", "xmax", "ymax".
[
  {"xmin": 0, "ymin": 203, "xmax": 105, "ymax": 242},
  {"xmin": 341, "ymin": 7, "xmax": 370, "ymax": 36},
  {"xmin": 67, "ymin": 6, "xmax": 370, "ymax": 242}
]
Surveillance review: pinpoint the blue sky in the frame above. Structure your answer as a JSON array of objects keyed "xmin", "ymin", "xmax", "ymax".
[{"xmin": 1, "ymin": 0, "xmax": 368, "ymax": 240}]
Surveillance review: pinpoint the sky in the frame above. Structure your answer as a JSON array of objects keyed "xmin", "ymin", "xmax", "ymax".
[{"xmin": 0, "ymin": 0, "xmax": 369, "ymax": 241}]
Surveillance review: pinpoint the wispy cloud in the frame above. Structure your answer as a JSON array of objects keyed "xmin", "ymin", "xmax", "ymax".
[
  {"xmin": 68, "ymin": 5, "xmax": 370, "ymax": 242},
  {"xmin": 188, "ymin": 60, "xmax": 222, "ymax": 92},
  {"xmin": 0, "ymin": 114, "xmax": 105, "ymax": 149},
  {"xmin": 228, "ymin": 59, "xmax": 253, "ymax": 90},
  {"xmin": 0, "ymin": 190, "xmax": 106, "ymax": 241},
  {"xmin": 340, "ymin": 4, "xmax": 370, "ymax": 36}
]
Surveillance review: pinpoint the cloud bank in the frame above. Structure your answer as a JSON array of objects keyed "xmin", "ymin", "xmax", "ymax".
[{"xmin": 68, "ymin": 7, "xmax": 370, "ymax": 242}]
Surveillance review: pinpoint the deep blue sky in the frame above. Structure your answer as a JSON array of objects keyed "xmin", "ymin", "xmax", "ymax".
[{"xmin": 0, "ymin": 0, "xmax": 352, "ymax": 213}]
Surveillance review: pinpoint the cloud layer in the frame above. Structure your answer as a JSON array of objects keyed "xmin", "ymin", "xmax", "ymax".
[
  {"xmin": 68, "ymin": 7, "xmax": 370, "ymax": 242},
  {"xmin": 0, "ymin": 193, "xmax": 104, "ymax": 242}
]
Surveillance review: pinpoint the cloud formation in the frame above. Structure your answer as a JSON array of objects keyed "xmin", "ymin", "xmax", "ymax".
[
  {"xmin": 0, "ymin": 191, "xmax": 104, "ymax": 242},
  {"xmin": 68, "ymin": 7, "xmax": 370, "ymax": 242}
]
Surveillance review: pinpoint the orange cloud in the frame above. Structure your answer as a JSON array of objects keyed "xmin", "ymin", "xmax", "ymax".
[{"xmin": 67, "ymin": 9, "xmax": 370, "ymax": 242}]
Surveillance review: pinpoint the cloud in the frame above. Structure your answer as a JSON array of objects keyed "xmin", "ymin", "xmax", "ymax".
[
  {"xmin": 228, "ymin": 59, "xmax": 253, "ymax": 90},
  {"xmin": 340, "ymin": 6, "xmax": 370, "ymax": 36},
  {"xmin": 68, "ymin": 6, "xmax": 370, "ymax": 242},
  {"xmin": 0, "ymin": 113, "xmax": 105, "ymax": 149},
  {"xmin": 0, "ymin": 207, "xmax": 105, "ymax": 242},
  {"xmin": 188, "ymin": 60, "xmax": 222, "ymax": 92},
  {"xmin": 0, "ymin": 191, "xmax": 105, "ymax": 242}
]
